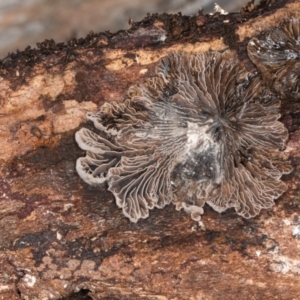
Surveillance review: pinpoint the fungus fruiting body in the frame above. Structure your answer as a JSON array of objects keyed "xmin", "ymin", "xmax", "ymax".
[
  {"xmin": 76, "ymin": 51, "xmax": 290, "ymax": 223},
  {"xmin": 247, "ymin": 17, "xmax": 300, "ymax": 101}
]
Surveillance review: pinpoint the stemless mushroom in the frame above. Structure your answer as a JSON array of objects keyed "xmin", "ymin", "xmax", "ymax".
[
  {"xmin": 247, "ymin": 17, "xmax": 300, "ymax": 101},
  {"xmin": 76, "ymin": 51, "xmax": 290, "ymax": 223}
]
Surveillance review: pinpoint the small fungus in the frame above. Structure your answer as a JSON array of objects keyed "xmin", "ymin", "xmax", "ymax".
[
  {"xmin": 76, "ymin": 51, "xmax": 290, "ymax": 223},
  {"xmin": 247, "ymin": 17, "xmax": 300, "ymax": 101}
]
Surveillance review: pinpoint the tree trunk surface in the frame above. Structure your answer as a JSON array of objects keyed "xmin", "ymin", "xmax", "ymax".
[{"xmin": 0, "ymin": 1, "xmax": 300, "ymax": 299}]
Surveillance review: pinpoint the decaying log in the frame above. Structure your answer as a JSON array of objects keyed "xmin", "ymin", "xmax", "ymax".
[{"xmin": 0, "ymin": 1, "xmax": 300, "ymax": 299}]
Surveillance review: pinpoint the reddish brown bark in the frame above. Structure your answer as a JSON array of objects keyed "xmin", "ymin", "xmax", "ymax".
[{"xmin": 0, "ymin": 1, "xmax": 300, "ymax": 299}]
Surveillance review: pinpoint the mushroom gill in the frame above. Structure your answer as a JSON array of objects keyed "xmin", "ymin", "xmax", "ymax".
[
  {"xmin": 76, "ymin": 51, "xmax": 290, "ymax": 223},
  {"xmin": 247, "ymin": 17, "xmax": 300, "ymax": 101}
]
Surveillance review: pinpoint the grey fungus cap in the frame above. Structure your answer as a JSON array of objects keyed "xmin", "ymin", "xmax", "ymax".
[
  {"xmin": 247, "ymin": 17, "xmax": 300, "ymax": 101},
  {"xmin": 76, "ymin": 51, "xmax": 290, "ymax": 223}
]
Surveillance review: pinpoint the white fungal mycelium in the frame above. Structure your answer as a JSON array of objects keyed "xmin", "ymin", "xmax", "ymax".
[{"xmin": 76, "ymin": 50, "xmax": 290, "ymax": 223}]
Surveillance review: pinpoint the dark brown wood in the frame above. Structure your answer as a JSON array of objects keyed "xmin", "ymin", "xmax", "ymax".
[{"xmin": 0, "ymin": 1, "xmax": 300, "ymax": 299}]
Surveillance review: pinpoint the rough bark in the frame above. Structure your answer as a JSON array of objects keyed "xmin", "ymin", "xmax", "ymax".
[{"xmin": 0, "ymin": 1, "xmax": 300, "ymax": 299}]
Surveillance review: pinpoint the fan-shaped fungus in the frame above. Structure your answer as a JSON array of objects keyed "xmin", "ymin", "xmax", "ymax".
[
  {"xmin": 247, "ymin": 17, "xmax": 300, "ymax": 101},
  {"xmin": 76, "ymin": 51, "xmax": 290, "ymax": 223}
]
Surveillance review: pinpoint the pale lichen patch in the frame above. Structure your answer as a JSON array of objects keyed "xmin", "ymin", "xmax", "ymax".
[
  {"xmin": 139, "ymin": 68, "xmax": 148, "ymax": 75},
  {"xmin": 292, "ymin": 225, "xmax": 300, "ymax": 238},
  {"xmin": 105, "ymin": 57, "xmax": 135, "ymax": 71},
  {"xmin": 104, "ymin": 40, "xmax": 226, "ymax": 71},
  {"xmin": 0, "ymin": 69, "xmax": 77, "ymax": 161},
  {"xmin": 52, "ymin": 100, "xmax": 97, "ymax": 134},
  {"xmin": 270, "ymin": 255, "xmax": 300, "ymax": 275},
  {"xmin": 66, "ymin": 259, "xmax": 81, "ymax": 271},
  {"xmin": 23, "ymin": 274, "xmax": 36, "ymax": 288},
  {"xmin": 0, "ymin": 285, "xmax": 10, "ymax": 292},
  {"xmin": 8, "ymin": 73, "xmax": 65, "ymax": 111},
  {"xmin": 237, "ymin": 2, "xmax": 300, "ymax": 41}
]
